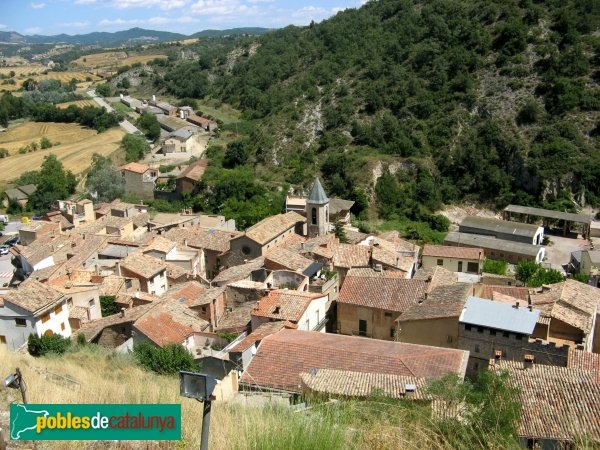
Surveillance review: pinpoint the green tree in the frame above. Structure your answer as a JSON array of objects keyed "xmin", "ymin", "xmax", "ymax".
[
  {"xmin": 133, "ymin": 342, "xmax": 198, "ymax": 375},
  {"xmin": 100, "ymin": 295, "xmax": 119, "ymax": 317},
  {"xmin": 40, "ymin": 136, "xmax": 52, "ymax": 149},
  {"xmin": 333, "ymin": 220, "xmax": 349, "ymax": 243},
  {"xmin": 95, "ymin": 83, "xmax": 111, "ymax": 97},
  {"xmin": 515, "ymin": 260, "xmax": 539, "ymax": 285},
  {"xmin": 121, "ymin": 134, "xmax": 150, "ymax": 162},
  {"xmin": 136, "ymin": 114, "xmax": 161, "ymax": 142},
  {"xmin": 86, "ymin": 153, "xmax": 125, "ymax": 202},
  {"xmin": 572, "ymin": 273, "xmax": 589, "ymax": 284},
  {"xmin": 28, "ymin": 154, "xmax": 77, "ymax": 212},
  {"xmin": 528, "ymin": 268, "xmax": 564, "ymax": 287}
]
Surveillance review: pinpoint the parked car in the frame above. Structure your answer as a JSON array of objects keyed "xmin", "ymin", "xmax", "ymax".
[
  {"xmin": 0, "ymin": 245, "xmax": 9, "ymax": 255},
  {"xmin": 5, "ymin": 236, "xmax": 18, "ymax": 247}
]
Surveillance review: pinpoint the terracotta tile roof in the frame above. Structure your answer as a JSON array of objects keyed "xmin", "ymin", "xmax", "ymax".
[
  {"xmin": 98, "ymin": 275, "xmax": 127, "ymax": 296},
  {"xmin": 119, "ymin": 162, "xmax": 150, "ymax": 174},
  {"xmin": 398, "ymin": 283, "xmax": 473, "ymax": 322},
  {"xmin": 165, "ymin": 226, "xmax": 242, "ymax": 253},
  {"xmin": 413, "ymin": 266, "xmax": 457, "ymax": 291},
  {"xmin": 21, "ymin": 220, "xmax": 61, "ymax": 234},
  {"xmin": 241, "ymin": 329, "xmax": 469, "ymax": 392},
  {"xmin": 120, "ymin": 252, "xmax": 166, "ymax": 279},
  {"xmin": 252, "ymin": 290, "xmax": 322, "ymax": 322},
  {"xmin": 211, "ymin": 257, "xmax": 264, "ymax": 285},
  {"xmin": 164, "ymin": 262, "xmax": 189, "ymax": 281},
  {"xmin": 338, "ymin": 273, "xmax": 427, "ymax": 312},
  {"xmin": 243, "ymin": 211, "xmax": 305, "ymax": 245},
  {"xmin": 144, "ymin": 236, "xmax": 177, "ymax": 254},
  {"xmin": 190, "ymin": 286, "xmax": 226, "ymax": 307},
  {"xmin": 345, "ymin": 267, "xmax": 407, "ymax": 278},
  {"xmin": 567, "ymin": 348, "xmax": 600, "ymax": 383},
  {"xmin": 178, "ymin": 159, "xmax": 209, "ymax": 181},
  {"xmin": 215, "ymin": 301, "xmax": 254, "ymax": 331},
  {"xmin": 228, "ymin": 321, "xmax": 288, "ymax": 353},
  {"xmin": 164, "ymin": 281, "xmax": 206, "ymax": 306},
  {"xmin": 529, "ymin": 280, "xmax": 599, "ymax": 334},
  {"xmin": 134, "ymin": 300, "xmax": 209, "ymax": 347},
  {"xmin": 77, "ymin": 303, "xmax": 157, "ymax": 342},
  {"xmin": 480, "ymin": 286, "xmax": 530, "ymax": 302},
  {"xmin": 300, "ymin": 369, "xmax": 428, "ymax": 399},
  {"xmin": 332, "ymin": 243, "xmax": 371, "ymax": 268},
  {"xmin": 343, "ymin": 229, "xmax": 369, "ymax": 244},
  {"xmin": 264, "ymin": 247, "xmax": 314, "ymax": 272},
  {"xmin": 422, "ymin": 244, "xmax": 483, "ymax": 260},
  {"xmin": 1, "ymin": 278, "xmax": 65, "ymax": 313},
  {"xmin": 69, "ymin": 305, "xmax": 89, "ymax": 321},
  {"xmin": 491, "ymin": 360, "xmax": 600, "ymax": 441}
]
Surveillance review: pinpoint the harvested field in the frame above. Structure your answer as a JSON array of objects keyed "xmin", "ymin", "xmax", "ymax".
[
  {"xmin": 0, "ymin": 122, "xmax": 125, "ymax": 183},
  {"xmin": 72, "ymin": 52, "xmax": 166, "ymax": 69},
  {"xmin": 0, "ymin": 68, "xmax": 101, "ymax": 92},
  {"xmin": 56, "ymin": 99, "xmax": 97, "ymax": 109}
]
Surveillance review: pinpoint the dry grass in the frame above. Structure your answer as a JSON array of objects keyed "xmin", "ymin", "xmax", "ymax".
[
  {"xmin": 0, "ymin": 67, "xmax": 101, "ymax": 92},
  {"xmin": 0, "ymin": 122, "xmax": 125, "ymax": 183}
]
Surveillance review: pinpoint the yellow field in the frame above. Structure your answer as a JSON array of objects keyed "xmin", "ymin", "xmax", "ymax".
[
  {"xmin": 56, "ymin": 99, "xmax": 97, "ymax": 109},
  {"xmin": 0, "ymin": 67, "xmax": 101, "ymax": 92},
  {"xmin": 72, "ymin": 51, "xmax": 166, "ymax": 68},
  {"xmin": 0, "ymin": 122, "xmax": 125, "ymax": 183}
]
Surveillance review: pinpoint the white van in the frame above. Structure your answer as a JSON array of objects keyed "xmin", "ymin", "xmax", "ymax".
[{"xmin": 0, "ymin": 215, "xmax": 8, "ymax": 224}]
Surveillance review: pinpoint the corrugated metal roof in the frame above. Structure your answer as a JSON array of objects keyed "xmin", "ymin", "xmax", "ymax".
[
  {"xmin": 460, "ymin": 216, "xmax": 541, "ymax": 238},
  {"xmin": 444, "ymin": 232, "xmax": 543, "ymax": 257},
  {"xmin": 459, "ymin": 296, "xmax": 540, "ymax": 335},
  {"xmin": 503, "ymin": 204, "xmax": 591, "ymax": 224}
]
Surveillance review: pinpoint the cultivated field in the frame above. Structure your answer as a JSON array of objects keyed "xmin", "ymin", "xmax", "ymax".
[
  {"xmin": 56, "ymin": 99, "xmax": 97, "ymax": 109},
  {"xmin": 0, "ymin": 122, "xmax": 125, "ymax": 183},
  {"xmin": 72, "ymin": 51, "xmax": 167, "ymax": 69},
  {"xmin": 0, "ymin": 66, "xmax": 101, "ymax": 92}
]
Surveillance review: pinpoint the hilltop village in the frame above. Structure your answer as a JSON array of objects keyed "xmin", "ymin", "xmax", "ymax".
[{"xmin": 1, "ymin": 179, "xmax": 599, "ymax": 448}]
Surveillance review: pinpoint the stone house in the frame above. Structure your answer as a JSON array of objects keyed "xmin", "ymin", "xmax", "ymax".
[
  {"xmin": 421, "ymin": 244, "xmax": 483, "ymax": 274},
  {"xmin": 119, "ymin": 162, "xmax": 158, "ymax": 201}
]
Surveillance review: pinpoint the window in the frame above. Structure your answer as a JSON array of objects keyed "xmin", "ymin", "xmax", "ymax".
[
  {"xmin": 311, "ymin": 207, "xmax": 317, "ymax": 225},
  {"xmin": 0, "ymin": 335, "xmax": 6, "ymax": 344},
  {"xmin": 458, "ymin": 261, "xmax": 463, "ymax": 272},
  {"xmin": 503, "ymin": 331, "xmax": 510, "ymax": 338},
  {"xmin": 55, "ymin": 304, "xmax": 63, "ymax": 314},
  {"xmin": 447, "ymin": 335, "xmax": 453, "ymax": 343},
  {"xmin": 88, "ymin": 299, "xmax": 95, "ymax": 309},
  {"xmin": 437, "ymin": 259, "xmax": 443, "ymax": 266},
  {"xmin": 477, "ymin": 327, "xmax": 484, "ymax": 333},
  {"xmin": 390, "ymin": 328, "xmax": 395, "ymax": 338},
  {"xmin": 467, "ymin": 262, "xmax": 479, "ymax": 273},
  {"xmin": 516, "ymin": 334, "xmax": 523, "ymax": 341},
  {"xmin": 60, "ymin": 323, "xmax": 65, "ymax": 331},
  {"xmin": 474, "ymin": 344, "xmax": 480, "ymax": 353},
  {"xmin": 384, "ymin": 312, "xmax": 392, "ymax": 318},
  {"xmin": 490, "ymin": 329, "xmax": 497, "ymax": 336},
  {"xmin": 305, "ymin": 319, "xmax": 310, "ymax": 330},
  {"xmin": 241, "ymin": 245, "xmax": 251, "ymax": 255},
  {"xmin": 41, "ymin": 314, "xmax": 50, "ymax": 323},
  {"xmin": 201, "ymin": 306, "xmax": 207, "ymax": 313},
  {"xmin": 15, "ymin": 318, "xmax": 26, "ymax": 327},
  {"xmin": 465, "ymin": 324, "xmax": 472, "ymax": 331},
  {"xmin": 315, "ymin": 310, "xmax": 320, "ymax": 324}
]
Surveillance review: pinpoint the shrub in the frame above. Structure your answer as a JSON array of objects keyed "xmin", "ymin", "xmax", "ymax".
[
  {"xmin": 40, "ymin": 136, "xmax": 52, "ymax": 149},
  {"xmin": 483, "ymin": 259, "xmax": 507, "ymax": 276},
  {"xmin": 28, "ymin": 333, "xmax": 72, "ymax": 356},
  {"xmin": 100, "ymin": 295, "xmax": 119, "ymax": 317}
]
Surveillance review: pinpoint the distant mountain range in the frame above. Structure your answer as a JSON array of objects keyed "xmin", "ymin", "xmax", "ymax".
[{"xmin": 0, "ymin": 27, "xmax": 272, "ymax": 46}]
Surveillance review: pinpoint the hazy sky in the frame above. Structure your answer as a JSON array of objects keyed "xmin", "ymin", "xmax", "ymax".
[{"xmin": 1, "ymin": 0, "xmax": 368, "ymax": 36}]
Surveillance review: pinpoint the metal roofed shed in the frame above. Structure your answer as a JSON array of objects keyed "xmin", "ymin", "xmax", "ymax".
[
  {"xmin": 459, "ymin": 296, "xmax": 540, "ymax": 335},
  {"xmin": 459, "ymin": 216, "xmax": 544, "ymax": 245},
  {"xmin": 502, "ymin": 204, "xmax": 592, "ymax": 239}
]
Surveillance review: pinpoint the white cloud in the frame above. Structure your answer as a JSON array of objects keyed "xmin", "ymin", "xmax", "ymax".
[
  {"xmin": 98, "ymin": 15, "xmax": 198, "ymax": 29},
  {"xmin": 247, "ymin": 0, "xmax": 274, "ymax": 3},
  {"xmin": 60, "ymin": 20, "xmax": 91, "ymax": 28},
  {"xmin": 25, "ymin": 27, "xmax": 43, "ymax": 34},
  {"xmin": 31, "ymin": 2, "xmax": 46, "ymax": 8},
  {"xmin": 111, "ymin": 0, "xmax": 189, "ymax": 10},
  {"xmin": 189, "ymin": 0, "xmax": 260, "ymax": 17},
  {"xmin": 0, "ymin": 24, "xmax": 7, "ymax": 30},
  {"xmin": 74, "ymin": 0, "xmax": 97, "ymax": 4}
]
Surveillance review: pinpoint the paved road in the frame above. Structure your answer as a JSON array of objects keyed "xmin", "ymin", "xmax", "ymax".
[{"xmin": 87, "ymin": 90, "xmax": 141, "ymax": 135}]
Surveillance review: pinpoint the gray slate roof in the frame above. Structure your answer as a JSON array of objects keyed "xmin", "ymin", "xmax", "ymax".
[
  {"xmin": 444, "ymin": 232, "xmax": 543, "ymax": 257},
  {"xmin": 307, "ymin": 179, "xmax": 329, "ymax": 205},
  {"xmin": 459, "ymin": 296, "xmax": 540, "ymax": 335}
]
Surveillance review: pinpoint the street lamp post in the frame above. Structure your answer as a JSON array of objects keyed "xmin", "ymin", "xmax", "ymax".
[
  {"xmin": 4, "ymin": 368, "xmax": 26, "ymax": 404},
  {"xmin": 179, "ymin": 371, "xmax": 217, "ymax": 450}
]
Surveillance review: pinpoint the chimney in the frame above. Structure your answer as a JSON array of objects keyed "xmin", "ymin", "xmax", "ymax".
[
  {"xmin": 494, "ymin": 350, "xmax": 502, "ymax": 364},
  {"xmin": 300, "ymin": 242, "xmax": 305, "ymax": 250},
  {"xmin": 404, "ymin": 384, "xmax": 416, "ymax": 399},
  {"xmin": 273, "ymin": 305, "xmax": 281, "ymax": 314},
  {"xmin": 115, "ymin": 261, "xmax": 121, "ymax": 277},
  {"xmin": 523, "ymin": 354, "xmax": 535, "ymax": 369},
  {"xmin": 528, "ymin": 305, "xmax": 532, "ymax": 312},
  {"xmin": 95, "ymin": 264, "xmax": 99, "ymax": 276},
  {"xmin": 514, "ymin": 301, "xmax": 520, "ymax": 309},
  {"xmin": 120, "ymin": 308, "xmax": 125, "ymax": 318}
]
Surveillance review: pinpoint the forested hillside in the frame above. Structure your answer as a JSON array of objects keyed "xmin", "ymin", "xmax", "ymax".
[{"xmin": 149, "ymin": 0, "xmax": 599, "ymax": 225}]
